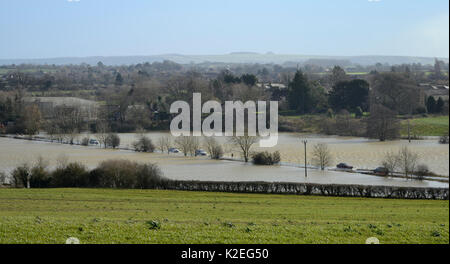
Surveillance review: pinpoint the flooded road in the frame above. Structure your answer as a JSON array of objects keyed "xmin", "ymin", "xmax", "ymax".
[{"xmin": 0, "ymin": 137, "xmax": 447, "ymax": 188}]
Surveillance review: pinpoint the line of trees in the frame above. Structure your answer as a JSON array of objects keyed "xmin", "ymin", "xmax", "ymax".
[{"xmin": 8, "ymin": 158, "xmax": 166, "ymax": 189}]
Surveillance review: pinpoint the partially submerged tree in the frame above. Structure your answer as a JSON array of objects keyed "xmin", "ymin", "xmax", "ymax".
[
  {"xmin": 381, "ymin": 151, "xmax": 399, "ymax": 176},
  {"xmin": 157, "ymin": 135, "xmax": 172, "ymax": 154},
  {"xmin": 203, "ymin": 137, "xmax": 224, "ymax": 160},
  {"xmin": 133, "ymin": 135, "xmax": 155, "ymax": 152},
  {"xmin": 311, "ymin": 143, "xmax": 333, "ymax": 170},
  {"xmin": 96, "ymin": 121, "xmax": 109, "ymax": 148},
  {"xmin": 106, "ymin": 133, "xmax": 121, "ymax": 149},
  {"xmin": 398, "ymin": 146, "xmax": 419, "ymax": 179},
  {"xmin": 252, "ymin": 151, "xmax": 281, "ymax": 165},
  {"xmin": 174, "ymin": 136, "xmax": 199, "ymax": 156},
  {"xmin": 228, "ymin": 134, "xmax": 258, "ymax": 162}
]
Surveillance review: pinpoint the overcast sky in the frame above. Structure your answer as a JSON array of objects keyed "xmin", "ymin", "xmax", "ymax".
[{"xmin": 0, "ymin": 0, "xmax": 448, "ymax": 59}]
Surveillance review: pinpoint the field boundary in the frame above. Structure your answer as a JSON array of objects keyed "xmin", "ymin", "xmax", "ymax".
[{"xmin": 163, "ymin": 180, "xmax": 449, "ymax": 200}]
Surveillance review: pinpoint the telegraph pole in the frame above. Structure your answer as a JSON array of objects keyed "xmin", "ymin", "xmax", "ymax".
[
  {"xmin": 407, "ymin": 120, "xmax": 411, "ymax": 143},
  {"xmin": 302, "ymin": 139, "xmax": 308, "ymax": 178}
]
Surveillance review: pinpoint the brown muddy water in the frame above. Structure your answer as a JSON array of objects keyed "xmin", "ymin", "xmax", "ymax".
[
  {"xmin": 114, "ymin": 132, "xmax": 449, "ymax": 177},
  {"xmin": 0, "ymin": 134, "xmax": 448, "ymax": 188}
]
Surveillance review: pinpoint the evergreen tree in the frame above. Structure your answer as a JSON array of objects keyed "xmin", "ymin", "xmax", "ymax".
[
  {"xmin": 328, "ymin": 79, "xmax": 369, "ymax": 112},
  {"xmin": 115, "ymin": 73, "xmax": 124, "ymax": 86},
  {"xmin": 287, "ymin": 70, "xmax": 312, "ymax": 114},
  {"xmin": 436, "ymin": 97, "xmax": 445, "ymax": 114},
  {"xmin": 426, "ymin": 96, "xmax": 436, "ymax": 113}
]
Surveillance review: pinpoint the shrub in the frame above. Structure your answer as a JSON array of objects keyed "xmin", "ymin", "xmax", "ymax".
[
  {"xmin": 30, "ymin": 165, "xmax": 52, "ymax": 188},
  {"xmin": 11, "ymin": 164, "xmax": 30, "ymax": 188},
  {"xmin": 146, "ymin": 220, "xmax": 161, "ymax": 230},
  {"xmin": 135, "ymin": 163, "xmax": 165, "ymax": 189},
  {"xmin": 94, "ymin": 159, "xmax": 165, "ymax": 189},
  {"xmin": 278, "ymin": 116, "xmax": 306, "ymax": 132},
  {"xmin": 81, "ymin": 137, "xmax": 90, "ymax": 146},
  {"xmin": 414, "ymin": 107, "xmax": 427, "ymax": 115},
  {"xmin": 415, "ymin": 164, "xmax": 430, "ymax": 180},
  {"xmin": 133, "ymin": 136, "xmax": 155, "ymax": 152},
  {"xmin": 439, "ymin": 132, "xmax": 449, "ymax": 144},
  {"xmin": 9, "ymin": 159, "xmax": 166, "ymax": 190},
  {"xmin": 252, "ymin": 151, "xmax": 281, "ymax": 165},
  {"xmin": 95, "ymin": 160, "xmax": 138, "ymax": 188},
  {"xmin": 52, "ymin": 162, "xmax": 89, "ymax": 187},
  {"xmin": 105, "ymin": 133, "xmax": 121, "ymax": 149}
]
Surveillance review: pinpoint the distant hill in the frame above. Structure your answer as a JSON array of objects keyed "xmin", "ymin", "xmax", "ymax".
[{"xmin": 0, "ymin": 53, "xmax": 448, "ymax": 66}]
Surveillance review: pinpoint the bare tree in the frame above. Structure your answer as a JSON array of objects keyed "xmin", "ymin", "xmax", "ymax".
[
  {"xmin": 311, "ymin": 143, "xmax": 333, "ymax": 170},
  {"xmin": 382, "ymin": 151, "xmax": 399, "ymax": 176},
  {"xmin": 366, "ymin": 104, "xmax": 400, "ymax": 141},
  {"xmin": 23, "ymin": 105, "xmax": 42, "ymax": 138},
  {"xmin": 175, "ymin": 136, "xmax": 199, "ymax": 156},
  {"xmin": 203, "ymin": 137, "xmax": 224, "ymax": 160},
  {"xmin": 189, "ymin": 137, "xmax": 200, "ymax": 156},
  {"xmin": 96, "ymin": 121, "xmax": 109, "ymax": 148},
  {"xmin": 51, "ymin": 105, "xmax": 84, "ymax": 144},
  {"xmin": 370, "ymin": 72, "xmax": 423, "ymax": 115},
  {"xmin": 228, "ymin": 134, "xmax": 258, "ymax": 162},
  {"xmin": 398, "ymin": 147, "xmax": 419, "ymax": 179},
  {"xmin": 157, "ymin": 135, "xmax": 172, "ymax": 154}
]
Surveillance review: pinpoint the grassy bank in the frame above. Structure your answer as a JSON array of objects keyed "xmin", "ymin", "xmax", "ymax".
[
  {"xmin": 0, "ymin": 188, "xmax": 448, "ymax": 244},
  {"xmin": 280, "ymin": 114, "xmax": 449, "ymax": 137},
  {"xmin": 401, "ymin": 115, "xmax": 449, "ymax": 137}
]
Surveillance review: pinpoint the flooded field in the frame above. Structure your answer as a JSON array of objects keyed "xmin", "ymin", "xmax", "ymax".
[
  {"xmin": 0, "ymin": 135, "xmax": 448, "ymax": 188},
  {"xmin": 114, "ymin": 132, "xmax": 449, "ymax": 177}
]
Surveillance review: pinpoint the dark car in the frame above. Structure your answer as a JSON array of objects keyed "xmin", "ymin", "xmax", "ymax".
[
  {"xmin": 168, "ymin": 148, "xmax": 180, "ymax": 153},
  {"xmin": 337, "ymin": 163, "xmax": 353, "ymax": 169},
  {"xmin": 373, "ymin": 167, "xmax": 389, "ymax": 176},
  {"xmin": 195, "ymin": 149, "xmax": 207, "ymax": 156}
]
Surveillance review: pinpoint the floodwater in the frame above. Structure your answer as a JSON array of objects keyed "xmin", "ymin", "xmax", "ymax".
[
  {"xmin": 0, "ymin": 136, "xmax": 448, "ymax": 188},
  {"xmin": 114, "ymin": 132, "xmax": 449, "ymax": 177}
]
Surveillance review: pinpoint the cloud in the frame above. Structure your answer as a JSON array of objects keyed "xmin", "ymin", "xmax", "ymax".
[{"xmin": 368, "ymin": 0, "xmax": 382, "ymax": 2}]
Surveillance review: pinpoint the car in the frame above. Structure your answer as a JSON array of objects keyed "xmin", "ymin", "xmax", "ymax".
[
  {"xmin": 89, "ymin": 139, "xmax": 99, "ymax": 145},
  {"xmin": 373, "ymin": 167, "xmax": 389, "ymax": 176},
  {"xmin": 195, "ymin": 149, "xmax": 207, "ymax": 156},
  {"xmin": 336, "ymin": 163, "xmax": 353, "ymax": 169},
  {"xmin": 168, "ymin": 148, "xmax": 180, "ymax": 153}
]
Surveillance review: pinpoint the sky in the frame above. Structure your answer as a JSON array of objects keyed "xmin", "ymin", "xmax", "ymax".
[{"xmin": 0, "ymin": 0, "xmax": 448, "ymax": 59}]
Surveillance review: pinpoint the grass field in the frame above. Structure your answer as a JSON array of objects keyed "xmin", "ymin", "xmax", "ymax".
[
  {"xmin": 0, "ymin": 188, "xmax": 448, "ymax": 244},
  {"xmin": 401, "ymin": 115, "xmax": 449, "ymax": 137}
]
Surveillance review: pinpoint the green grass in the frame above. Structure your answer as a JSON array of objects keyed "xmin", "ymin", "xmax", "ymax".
[
  {"xmin": 0, "ymin": 188, "xmax": 448, "ymax": 244},
  {"xmin": 401, "ymin": 115, "xmax": 449, "ymax": 137}
]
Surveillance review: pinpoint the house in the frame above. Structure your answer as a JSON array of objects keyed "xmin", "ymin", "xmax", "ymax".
[{"xmin": 257, "ymin": 82, "xmax": 287, "ymax": 90}]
